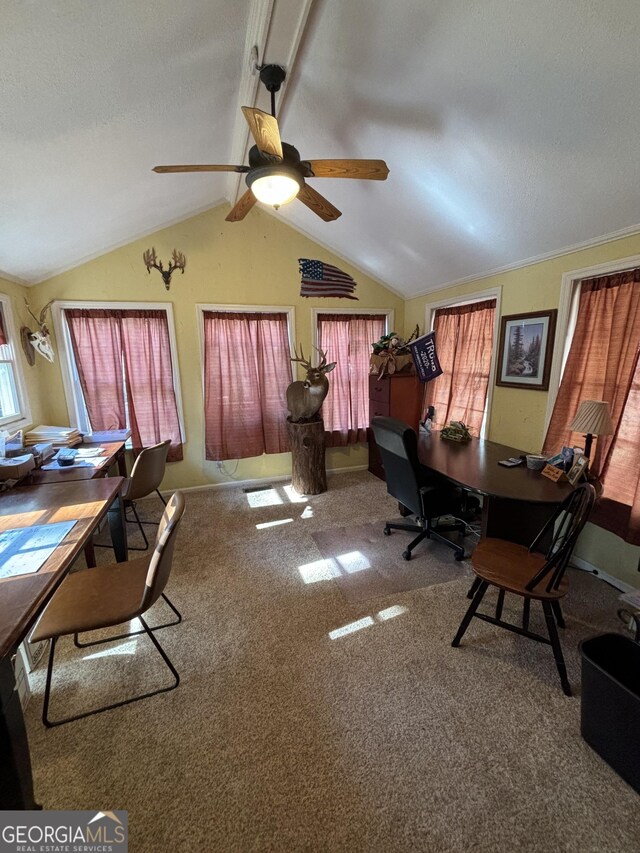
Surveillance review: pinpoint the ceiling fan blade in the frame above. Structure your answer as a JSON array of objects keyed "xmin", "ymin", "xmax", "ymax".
[
  {"xmin": 297, "ymin": 185, "xmax": 342, "ymax": 221},
  {"xmin": 306, "ymin": 159, "xmax": 389, "ymax": 180},
  {"xmin": 241, "ymin": 107, "xmax": 283, "ymax": 161},
  {"xmin": 225, "ymin": 189, "xmax": 257, "ymax": 222},
  {"xmin": 153, "ymin": 164, "xmax": 249, "ymax": 173}
]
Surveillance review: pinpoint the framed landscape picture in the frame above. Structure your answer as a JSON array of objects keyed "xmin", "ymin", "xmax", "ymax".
[{"xmin": 496, "ymin": 310, "xmax": 557, "ymax": 390}]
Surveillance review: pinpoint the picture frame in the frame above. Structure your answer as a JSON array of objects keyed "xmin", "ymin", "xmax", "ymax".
[
  {"xmin": 567, "ymin": 453, "xmax": 589, "ymax": 486},
  {"xmin": 496, "ymin": 310, "xmax": 557, "ymax": 390}
]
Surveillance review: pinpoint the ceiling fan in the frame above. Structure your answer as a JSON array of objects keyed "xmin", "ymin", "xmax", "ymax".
[{"xmin": 153, "ymin": 64, "xmax": 389, "ymax": 223}]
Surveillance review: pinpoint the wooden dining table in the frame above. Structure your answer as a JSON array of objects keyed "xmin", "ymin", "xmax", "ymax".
[{"xmin": 0, "ymin": 477, "xmax": 128, "ymax": 809}]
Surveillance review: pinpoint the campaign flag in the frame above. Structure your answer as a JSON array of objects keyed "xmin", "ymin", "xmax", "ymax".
[
  {"xmin": 409, "ymin": 331, "xmax": 443, "ymax": 383},
  {"xmin": 298, "ymin": 258, "xmax": 358, "ymax": 300}
]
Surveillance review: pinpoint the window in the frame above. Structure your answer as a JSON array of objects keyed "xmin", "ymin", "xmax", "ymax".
[
  {"xmin": 0, "ymin": 295, "xmax": 31, "ymax": 428},
  {"xmin": 54, "ymin": 303, "xmax": 184, "ymax": 461},
  {"xmin": 543, "ymin": 266, "xmax": 640, "ymax": 544},
  {"xmin": 315, "ymin": 310, "xmax": 389, "ymax": 446},
  {"xmin": 423, "ymin": 296, "xmax": 498, "ymax": 437},
  {"xmin": 200, "ymin": 307, "xmax": 293, "ymax": 461}
]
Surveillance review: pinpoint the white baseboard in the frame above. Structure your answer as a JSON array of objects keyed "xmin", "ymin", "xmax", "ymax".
[
  {"xmin": 570, "ymin": 556, "xmax": 636, "ymax": 593},
  {"xmin": 155, "ymin": 464, "xmax": 370, "ymax": 498}
]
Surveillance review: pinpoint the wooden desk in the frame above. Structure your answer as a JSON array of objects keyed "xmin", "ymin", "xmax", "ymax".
[
  {"xmin": 25, "ymin": 440, "xmax": 127, "ymax": 486},
  {"xmin": 0, "ymin": 478, "xmax": 127, "ymax": 809},
  {"xmin": 417, "ymin": 433, "xmax": 573, "ymax": 545}
]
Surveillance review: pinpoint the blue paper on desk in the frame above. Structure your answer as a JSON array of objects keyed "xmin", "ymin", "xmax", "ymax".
[
  {"xmin": 0, "ymin": 520, "xmax": 78, "ymax": 579},
  {"xmin": 41, "ymin": 456, "xmax": 107, "ymax": 471}
]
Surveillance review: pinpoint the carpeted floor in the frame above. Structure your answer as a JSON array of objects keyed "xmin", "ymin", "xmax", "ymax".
[
  {"xmin": 23, "ymin": 471, "xmax": 640, "ymax": 852},
  {"xmin": 312, "ymin": 521, "xmax": 472, "ymax": 604}
]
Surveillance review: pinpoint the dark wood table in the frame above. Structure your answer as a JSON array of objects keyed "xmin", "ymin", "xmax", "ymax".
[
  {"xmin": 25, "ymin": 440, "xmax": 127, "ymax": 486},
  {"xmin": 417, "ymin": 432, "xmax": 574, "ymax": 545},
  {"xmin": 0, "ymin": 478, "xmax": 128, "ymax": 809}
]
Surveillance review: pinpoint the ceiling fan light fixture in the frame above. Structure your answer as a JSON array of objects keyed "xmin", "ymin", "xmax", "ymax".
[{"xmin": 247, "ymin": 166, "xmax": 302, "ymax": 208}]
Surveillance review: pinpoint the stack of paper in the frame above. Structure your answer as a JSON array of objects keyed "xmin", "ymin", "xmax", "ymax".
[
  {"xmin": 85, "ymin": 428, "xmax": 131, "ymax": 442},
  {"xmin": 25, "ymin": 425, "xmax": 82, "ymax": 448}
]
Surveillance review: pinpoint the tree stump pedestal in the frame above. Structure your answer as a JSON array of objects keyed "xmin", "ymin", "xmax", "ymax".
[{"xmin": 287, "ymin": 417, "xmax": 327, "ymax": 495}]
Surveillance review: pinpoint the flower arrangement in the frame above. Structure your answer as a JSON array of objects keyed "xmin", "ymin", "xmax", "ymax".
[{"xmin": 369, "ymin": 325, "xmax": 419, "ymax": 377}]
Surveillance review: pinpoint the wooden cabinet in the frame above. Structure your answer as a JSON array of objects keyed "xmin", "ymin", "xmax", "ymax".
[{"xmin": 368, "ymin": 372, "xmax": 424, "ymax": 480}]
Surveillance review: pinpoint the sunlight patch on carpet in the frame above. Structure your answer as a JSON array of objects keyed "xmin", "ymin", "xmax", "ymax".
[
  {"xmin": 298, "ymin": 558, "xmax": 342, "ymax": 583},
  {"xmin": 256, "ymin": 518, "xmax": 293, "ymax": 529},
  {"xmin": 329, "ymin": 617, "xmax": 375, "ymax": 640}
]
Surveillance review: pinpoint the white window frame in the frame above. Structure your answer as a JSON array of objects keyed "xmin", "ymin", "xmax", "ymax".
[
  {"xmin": 311, "ymin": 307, "xmax": 394, "ymax": 353},
  {"xmin": 544, "ymin": 253, "xmax": 640, "ymax": 434},
  {"xmin": 196, "ymin": 304, "xmax": 296, "ymax": 457},
  {"xmin": 52, "ymin": 300, "xmax": 186, "ymax": 441},
  {"xmin": 0, "ymin": 294, "xmax": 32, "ymax": 430},
  {"xmin": 423, "ymin": 286, "xmax": 502, "ymax": 439}
]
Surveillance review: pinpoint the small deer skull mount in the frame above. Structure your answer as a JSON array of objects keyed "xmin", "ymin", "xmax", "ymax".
[
  {"xmin": 286, "ymin": 345, "xmax": 336, "ymax": 423},
  {"xmin": 143, "ymin": 247, "xmax": 187, "ymax": 290},
  {"xmin": 21, "ymin": 299, "xmax": 55, "ymax": 365}
]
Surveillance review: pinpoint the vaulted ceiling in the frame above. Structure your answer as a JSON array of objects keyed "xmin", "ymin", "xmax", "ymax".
[{"xmin": 3, "ymin": 0, "xmax": 640, "ymax": 294}]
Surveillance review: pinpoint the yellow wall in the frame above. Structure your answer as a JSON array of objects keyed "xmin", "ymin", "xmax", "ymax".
[
  {"xmin": 0, "ymin": 276, "xmax": 48, "ymax": 428},
  {"xmin": 29, "ymin": 203, "xmax": 404, "ymax": 490},
  {"xmin": 404, "ymin": 231, "xmax": 640, "ymax": 586},
  {"xmin": 14, "ymin": 204, "xmax": 640, "ymax": 586}
]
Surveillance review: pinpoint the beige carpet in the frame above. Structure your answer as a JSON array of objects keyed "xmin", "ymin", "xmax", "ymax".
[
  {"xmin": 312, "ymin": 521, "xmax": 472, "ymax": 604},
  {"xmin": 23, "ymin": 471, "xmax": 640, "ymax": 852}
]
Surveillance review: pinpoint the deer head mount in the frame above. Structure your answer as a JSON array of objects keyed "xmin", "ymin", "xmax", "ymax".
[
  {"xmin": 143, "ymin": 247, "xmax": 186, "ymax": 290},
  {"xmin": 286, "ymin": 345, "xmax": 336, "ymax": 423},
  {"xmin": 21, "ymin": 299, "xmax": 54, "ymax": 365}
]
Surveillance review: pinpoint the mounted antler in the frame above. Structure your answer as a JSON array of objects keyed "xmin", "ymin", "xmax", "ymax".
[
  {"xmin": 143, "ymin": 247, "xmax": 187, "ymax": 290},
  {"xmin": 25, "ymin": 299, "xmax": 53, "ymax": 336},
  {"xmin": 287, "ymin": 343, "xmax": 336, "ymax": 422},
  {"xmin": 21, "ymin": 298, "xmax": 55, "ymax": 364},
  {"xmin": 290, "ymin": 344, "xmax": 313, "ymax": 371}
]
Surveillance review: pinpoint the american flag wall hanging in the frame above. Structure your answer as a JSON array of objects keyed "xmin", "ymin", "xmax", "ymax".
[{"xmin": 298, "ymin": 259, "xmax": 358, "ymax": 300}]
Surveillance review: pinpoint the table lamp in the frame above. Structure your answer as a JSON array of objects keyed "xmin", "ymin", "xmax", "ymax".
[{"xmin": 569, "ymin": 399, "xmax": 614, "ymax": 458}]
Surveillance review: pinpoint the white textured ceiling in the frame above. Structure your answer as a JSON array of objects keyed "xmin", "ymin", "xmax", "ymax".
[{"xmin": 3, "ymin": 0, "xmax": 640, "ymax": 294}]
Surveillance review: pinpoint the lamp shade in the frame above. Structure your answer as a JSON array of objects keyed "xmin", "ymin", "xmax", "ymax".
[{"xmin": 569, "ymin": 400, "xmax": 614, "ymax": 436}]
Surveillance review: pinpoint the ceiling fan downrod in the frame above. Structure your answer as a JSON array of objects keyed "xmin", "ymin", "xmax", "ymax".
[{"xmin": 259, "ymin": 64, "xmax": 286, "ymax": 117}]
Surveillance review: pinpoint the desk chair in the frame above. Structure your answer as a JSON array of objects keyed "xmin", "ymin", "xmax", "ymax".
[
  {"xmin": 451, "ymin": 483, "xmax": 595, "ymax": 696},
  {"xmin": 31, "ymin": 491, "xmax": 185, "ymax": 727},
  {"xmin": 123, "ymin": 439, "xmax": 182, "ymax": 630},
  {"xmin": 372, "ymin": 416, "xmax": 466, "ymax": 561},
  {"xmin": 124, "ymin": 440, "xmax": 171, "ymax": 551}
]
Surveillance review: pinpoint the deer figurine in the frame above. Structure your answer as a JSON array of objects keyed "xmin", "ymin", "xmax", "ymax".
[
  {"xmin": 286, "ymin": 345, "xmax": 336, "ymax": 423},
  {"xmin": 21, "ymin": 299, "xmax": 55, "ymax": 364}
]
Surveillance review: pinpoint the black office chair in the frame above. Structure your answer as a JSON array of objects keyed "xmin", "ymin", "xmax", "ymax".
[{"xmin": 371, "ymin": 416, "xmax": 466, "ymax": 561}]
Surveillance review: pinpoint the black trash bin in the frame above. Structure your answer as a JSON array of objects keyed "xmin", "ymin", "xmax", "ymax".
[{"xmin": 580, "ymin": 633, "xmax": 640, "ymax": 794}]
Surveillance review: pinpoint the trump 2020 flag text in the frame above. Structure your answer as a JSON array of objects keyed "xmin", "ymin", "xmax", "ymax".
[{"xmin": 409, "ymin": 331, "xmax": 443, "ymax": 382}]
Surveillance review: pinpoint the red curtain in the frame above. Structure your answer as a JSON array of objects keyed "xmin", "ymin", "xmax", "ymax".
[
  {"xmin": 543, "ymin": 269, "xmax": 640, "ymax": 543},
  {"xmin": 423, "ymin": 300, "xmax": 496, "ymax": 436},
  {"xmin": 66, "ymin": 309, "xmax": 127, "ymax": 433},
  {"xmin": 120, "ymin": 312, "xmax": 183, "ymax": 462},
  {"xmin": 317, "ymin": 314, "xmax": 386, "ymax": 447},
  {"xmin": 203, "ymin": 311, "xmax": 292, "ymax": 461},
  {"xmin": 0, "ymin": 307, "xmax": 7, "ymax": 346},
  {"xmin": 66, "ymin": 309, "xmax": 183, "ymax": 462}
]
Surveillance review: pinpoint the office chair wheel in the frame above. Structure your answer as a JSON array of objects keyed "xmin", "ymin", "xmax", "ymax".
[
  {"xmin": 455, "ymin": 551, "xmax": 465, "ymax": 562},
  {"xmin": 384, "ymin": 526, "xmax": 391, "ymax": 536},
  {"xmin": 402, "ymin": 549, "xmax": 412, "ymax": 561}
]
